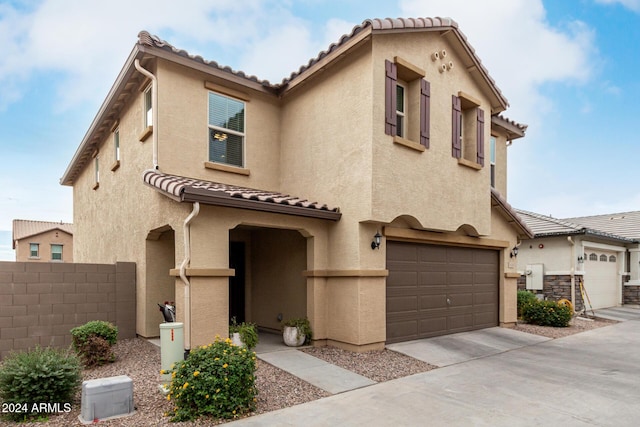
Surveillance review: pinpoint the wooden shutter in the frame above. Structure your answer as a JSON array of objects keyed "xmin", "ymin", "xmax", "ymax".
[
  {"xmin": 420, "ymin": 79, "xmax": 431, "ymax": 148},
  {"xmin": 451, "ymin": 95, "xmax": 461, "ymax": 158},
  {"xmin": 476, "ymin": 108, "xmax": 485, "ymax": 166},
  {"xmin": 385, "ymin": 60, "xmax": 397, "ymax": 136}
]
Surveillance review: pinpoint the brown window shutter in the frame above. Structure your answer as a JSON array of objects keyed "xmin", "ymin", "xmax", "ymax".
[
  {"xmin": 420, "ymin": 79, "xmax": 431, "ymax": 148},
  {"xmin": 476, "ymin": 108, "xmax": 485, "ymax": 166},
  {"xmin": 451, "ymin": 95, "xmax": 461, "ymax": 158},
  {"xmin": 385, "ymin": 60, "xmax": 397, "ymax": 136}
]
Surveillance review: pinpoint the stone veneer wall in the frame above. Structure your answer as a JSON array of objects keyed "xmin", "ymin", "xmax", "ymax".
[
  {"xmin": 0, "ymin": 261, "xmax": 136, "ymax": 359},
  {"xmin": 518, "ymin": 274, "xmax": 585, "ymax": 312},
  {"xmin": 623, "ymin": 284, "xmax": 640, "ymax": 305}
]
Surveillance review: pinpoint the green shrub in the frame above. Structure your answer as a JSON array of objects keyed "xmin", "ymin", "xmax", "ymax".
[
  {"xmin": 166, "ymin": 337, "xmax": 257, "ymax": 422},
  {"xmin": 0, "ymin": 346, "xmax": 81, "ymax": 421},
  {"xmin": 517, "ymin": 290, "xmax": 538, "ymax": 317},
  {"xmin": 522, "ymin": 300, "xmax": 572, "ymax": 327},
  {"xmin": 229, "ymin": 318, "xmax": 259, "ymax": 350},
  {"xmin": 70, "ymin": 320, "xmax": 118, "ymax": 367}
]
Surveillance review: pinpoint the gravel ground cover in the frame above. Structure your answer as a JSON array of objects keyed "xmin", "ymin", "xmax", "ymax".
[{"xmin": 0, "ymin": 316, "xmax": 616, "ymax": 426}]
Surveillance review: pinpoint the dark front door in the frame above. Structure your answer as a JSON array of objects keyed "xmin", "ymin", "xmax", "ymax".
[{"xmin": 229, "ymin": 241, "xmax": 246, "ymax": 323}]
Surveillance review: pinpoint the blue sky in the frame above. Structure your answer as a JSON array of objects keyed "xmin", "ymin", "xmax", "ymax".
[{"xmin": 1, "ymin": 0, "xmax": 640, "ymax": 260}]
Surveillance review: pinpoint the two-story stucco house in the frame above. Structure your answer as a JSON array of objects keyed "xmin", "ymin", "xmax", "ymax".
[{"xmin": 61, "ymin": 17, "xmax": 531, "ymax": 352}]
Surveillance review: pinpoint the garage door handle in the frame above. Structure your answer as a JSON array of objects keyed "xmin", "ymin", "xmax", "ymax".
[{"xmin": 446, "ymin": 298, "xmax": 451, "ymax": 305}]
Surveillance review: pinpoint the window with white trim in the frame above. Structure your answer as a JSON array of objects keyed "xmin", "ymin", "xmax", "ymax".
[
  {"xmin": 208, "ymin": 92, "xmax": 245, "ymax": 167},
  {"xmin": 490, "ymin": 136, "xmax": 496, "ymax": 187},
  {"xmin": 51, "ymin": 244, "xmax": 63, "ymax": 261},
  {"xmin": 144, "ymin": 85, "xmax": 152, "ymax": 128},
  {"xmin": 30, "ymin": 243, "xmax": 39, "ymax": 258},
  {"xmin": 396, "ymin": 83, "xmax": 406, "ymax": 138},
  {"xmin": 114, "ymin": 128, "xmax": 120, "ymax": 161}
]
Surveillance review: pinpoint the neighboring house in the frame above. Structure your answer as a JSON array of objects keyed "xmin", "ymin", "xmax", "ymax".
[
  {"xmin": 515, "ymin": 209, "xmax": 640, "ymax": 311},
  {"xmin": 61, "ymin": 17, "xmax": 531, "ymax": 351},
  {"xmin": 12, "ymin": 219, "xmax": 73, "ymax": 262}
]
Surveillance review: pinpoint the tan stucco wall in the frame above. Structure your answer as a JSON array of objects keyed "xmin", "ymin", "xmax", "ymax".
[
  {"xmin": 15, "ymin": 230, "xmax": 73, "ymax": 262},
  {"xmin": 69, "ymin": 29, "xmax": 523, "ymax": 348},
  {"xmin": 517, "ymin": 236, "xmax": 575, "ymax": 273}
]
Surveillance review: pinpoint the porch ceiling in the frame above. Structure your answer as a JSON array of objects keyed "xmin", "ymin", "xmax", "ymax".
[{"xmin": 143, "ymin": 170, "xmax": 342, "ymax": 221}]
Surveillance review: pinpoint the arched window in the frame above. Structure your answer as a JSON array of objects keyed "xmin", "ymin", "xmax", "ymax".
[
  {"xmin": 589, "ymin": 253, "xmax": 598, "ymax": 261},
  {"xmin": 609, "ymin": 255, "xmax": 617, "ymax": 262},
  {"xmin": 599, "ymin": 254, "xmax": 608, "ymax": 262}
]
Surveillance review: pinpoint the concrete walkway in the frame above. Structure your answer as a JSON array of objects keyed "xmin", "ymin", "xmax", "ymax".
[
  {"xmin": 594, "ymin": 305, "xmax": 640, "ymax": 322},
  {"xmin": 227, "ymin": 318, "xmax": 640, "ymax": 426}
]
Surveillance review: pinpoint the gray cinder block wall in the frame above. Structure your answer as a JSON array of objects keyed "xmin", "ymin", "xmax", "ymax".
[{"xmin": 0, "ymin": 261, "xmax": 136, "ymax": 359}]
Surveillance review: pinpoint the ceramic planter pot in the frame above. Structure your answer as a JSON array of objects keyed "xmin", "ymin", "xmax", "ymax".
[{"xmin": 283, "ymin": 326, "xmax": 305, "ymax": 347}]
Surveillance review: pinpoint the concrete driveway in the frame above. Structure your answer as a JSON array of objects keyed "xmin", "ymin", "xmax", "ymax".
[{"xmin": 227, "ymin": 319, "xmax": 640, "ymax": 426}]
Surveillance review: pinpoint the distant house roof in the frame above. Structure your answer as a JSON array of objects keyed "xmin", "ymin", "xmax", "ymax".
[
  {"xmin": 62, "ymin": 17, "xmax": 525, "ymax": 186},
  {"xmin": 12, "ymin": 220, "xmax": 74, "ymax": 249},
  {"xmin": 564, "ymin": 211, "xmax": 640, "ymax": 241},
  {"xmin": 515, "ymin": 210, "xmax": 635, "ymax": 244},
  {"xmin": 143, "ymin": 170, "xmax": 341, "ymax": 221}
]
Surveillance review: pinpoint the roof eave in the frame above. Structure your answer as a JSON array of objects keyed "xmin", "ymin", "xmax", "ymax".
[
  {"xmin": 491, "ymin": 115, "xmax": 527, "ymax": 140},
  {"xmin": 61, "ymin": 46, "xmax": 143, "ymax": 186},
  {"xmin": 490, "ymin": 189, "xmax": 533, "ymax": 239},
  {"xmin": 182, "ymin": 187, "xmax": 342, "ymax": 221}
]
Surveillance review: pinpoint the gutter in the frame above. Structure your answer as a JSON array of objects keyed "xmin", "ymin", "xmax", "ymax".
[
  {"xmin": 134, "ymin": 59, "xmax": 159, "ymax": 169},
  {"xmin": 179, "ymin": 202, "xmax": 200, "ymax": 355}
]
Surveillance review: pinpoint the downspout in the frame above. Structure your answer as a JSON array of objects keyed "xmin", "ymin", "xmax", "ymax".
[
  {"xmin": 179, "ymin": 202, "xmax": 200, "ymax": 356},
  {"xmin": 568, "ymin": 236, "xmax": 576, "ymax": 308},
  {"xmin": 134, "ymin": 59, "xmax": 159, "ymax": 169}
]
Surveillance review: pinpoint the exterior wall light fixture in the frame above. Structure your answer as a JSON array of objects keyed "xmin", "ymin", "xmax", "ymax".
[
  {"xmin": 371, "ymin": 231, "xmax": 382, "ymax": 250},
  {"xmin": 578, "ymin": 256, "xmax": 584, "ymax": 264},
  {"xmin": 509, "ymin": 246, "xmax": 519, "ymax": 258}
]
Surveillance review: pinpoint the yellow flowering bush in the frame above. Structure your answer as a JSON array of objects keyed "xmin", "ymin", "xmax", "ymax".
[
  {"xmin": 522, "ymin": 300, "xmax": 572, "ymax": 327},
  {"xmin": 166, "ymin": 337, "xmax": 257, "ymax": 421}
]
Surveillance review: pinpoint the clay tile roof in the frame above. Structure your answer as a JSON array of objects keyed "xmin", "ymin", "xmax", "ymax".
[
  {"xmin": 12, "ymin": 220, "xmax": 74, "ymax": 249},
  {"xmin": 515, "ymin": 209, "xmax": 635, "ymax": 243},
  {"xmin": 137, "ymin": 31, "xmax": 275, "ymax": 88},
  {"xmin": 143, "ymin": 170, "xmax": 341, "ymax": 221}
]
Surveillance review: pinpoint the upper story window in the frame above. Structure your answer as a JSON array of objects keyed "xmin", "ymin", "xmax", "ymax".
[
  {"xmin": 385, "ymin": 58, "xmax": 430, "ymax": 149},
  {"xmin": 93, "ymin": 156, "xmax": 100, "ymax": 190},
  {"xmin": 144, "ymin": 85, "xmax": 152, "ymax": 128},
  {"xmin": 208, "ymin": 92, "xmax": 245, "ymax": 167},
  {"xmin": 490, "ymin": 136, "xmax": 496, "ymax": 187},
  {"xmin": 30, "ymin": 243, "xmax": 39, "ymax": 258},
  {"xmin": 452, "ymin": 92, "xmax": 485, "ymax": 167},
  {"xmin": 114, "ymin": 128, "xmax": 120, "ymax": 161},
  {"xmin": 51, "ymin": 244, "xmax": 63, "ymax": 261}
]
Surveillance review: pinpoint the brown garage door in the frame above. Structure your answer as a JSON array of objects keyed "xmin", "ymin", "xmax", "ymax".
[{"xmin": 386, "ymin": 241, "xmax": 499, "ymax": 343}]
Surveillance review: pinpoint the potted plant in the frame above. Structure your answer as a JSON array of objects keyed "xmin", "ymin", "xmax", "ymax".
[
  {"xmin": 229, "ymin": 317, "xmax": 258, "ymax": 350},
  {"xmin": 282, "ymin": 317, "xmax": 312, "ymax": 347}
]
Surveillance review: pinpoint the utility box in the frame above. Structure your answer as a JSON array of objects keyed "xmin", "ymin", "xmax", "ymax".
[
  {"xmin": 79, "ymin": 375, "xmax": 134, "ymax": 424},
  {"xmin": 525, "ymin": 264, "xmax": 544, "ymax": 290},
  {"xmin": 160, "ymin": 322, "xmax": 184, "ymax": 386}
]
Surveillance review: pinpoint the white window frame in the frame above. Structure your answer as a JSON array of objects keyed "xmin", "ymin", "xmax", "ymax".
[
  {"xmin": 208, "ymin": 91, "xmax": 246, "ymax": 168},
  {"xmin": 29, "ymin": 243, "xmax": 39, "ymax": 258},
  {"xmin": 396, "ymin": 83, "xmax": 407, "ymax": 138},
  {"xmin": 144, "ymin": 85, "xmax": 152, "ymax": 129},
  {"xmin": 94, "ymin": 156, "xmax": 99, "ymax": 183},
  {"xmin": 51, "ymin": 244, "xmax": 63, "ymax": 261},
  {"xmin": 114, "ymin": 127, "xmax": 120, "ymax": 161},
  {"xmin": 490, "ymin": 136, "xmax": 496, "ymax": 188}
]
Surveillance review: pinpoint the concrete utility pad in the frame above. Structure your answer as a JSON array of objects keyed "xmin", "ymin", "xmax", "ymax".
[
  {"xmin": 258, "ymin": 350, "xmax": 375, "ymax": 394},
  {"xmin": 387, "ymin": 326, "xmax": 550, "ymax": 367}
]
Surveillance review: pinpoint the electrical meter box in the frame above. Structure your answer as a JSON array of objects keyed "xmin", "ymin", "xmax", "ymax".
[{"xmin": 79, "ymin": 375, "xmax": 134, "ymax": 424}]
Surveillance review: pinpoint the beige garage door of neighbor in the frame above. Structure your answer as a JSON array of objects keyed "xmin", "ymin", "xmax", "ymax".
[
  {"xmin": 386, "ymin": 241, "xmax": 499, "ymax": 344},
  {"xmin": 584, "ymin": 249, "xmax": 619, "ymax": 309}
]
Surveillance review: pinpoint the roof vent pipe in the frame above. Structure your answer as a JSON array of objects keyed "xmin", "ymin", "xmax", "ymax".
[
  {"xmin": 179, "ymin": 202, "xmax": 200, "ymax": 355},
  {"xmin": 134, "ymin": 59, "xmax": 159, "ymax": 170}
]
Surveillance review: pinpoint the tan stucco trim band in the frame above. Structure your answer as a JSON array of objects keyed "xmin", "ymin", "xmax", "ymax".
[
  {"xmin": 204, "ymin": 161, "xmax": 251, "ymax": 176},
  {"xmin": 303, "ymin": 270, "xmax": 389, "ymax": 278},
  {"xmin": 384, "ymin": 226, "xmax": 510, "ymax": 249},
  {"xmin": 393, "ymin": 136, "xmax": 425, "ymax": 152},
  {"xmin": 504, "ymin": 272, "xmax": 520, "ymax": 279},
  {"xmin": 204, "ymin": 81, "xmax": 251, "ymax": 102},
  {"xmin": 169, "ymin": 268, "xmax": 235, "ymax": 277}
]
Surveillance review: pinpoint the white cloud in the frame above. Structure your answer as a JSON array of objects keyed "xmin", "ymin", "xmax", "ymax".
[
  {"xmin": 399, "ymin": 0, "xmax": 597, "ymax": 127},
  {"xmin": 595, "ymin": 0, "xmax": 640, "ymax": 12}
]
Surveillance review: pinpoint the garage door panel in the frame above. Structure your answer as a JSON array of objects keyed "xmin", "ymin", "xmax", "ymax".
[
  {"xmin": 386, "ymin": 295, "xmax": 417, "ymax": 314},
  {"xmin": 387, "ymin": 242, "xmax": 498, "ymax": 343}
]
